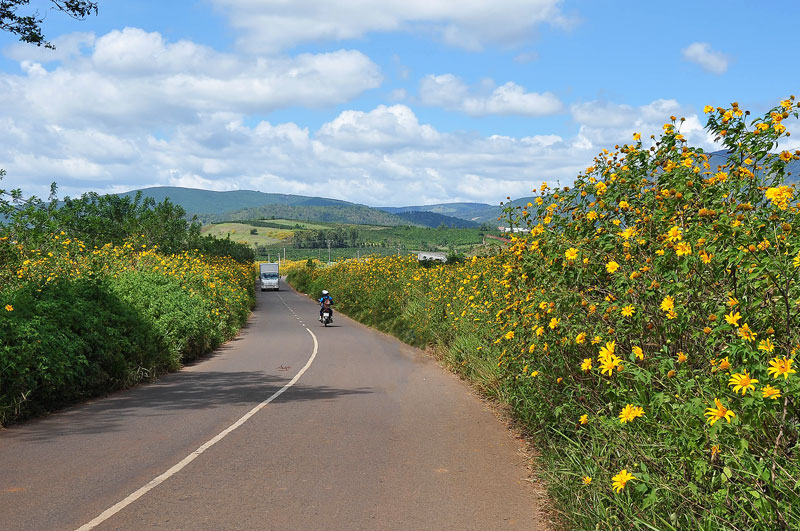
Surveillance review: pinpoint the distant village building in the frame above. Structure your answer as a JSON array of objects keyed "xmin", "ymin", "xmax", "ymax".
[
  {"xmin": 417, "ymin": 251, "xmax": 447, "ymax": 263},
  {"xmin": 498, "ymin": 226, "xmax": 531, "ymax": 233}
]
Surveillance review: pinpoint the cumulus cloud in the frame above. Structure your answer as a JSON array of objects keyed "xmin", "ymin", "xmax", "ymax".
[
  {"xmin": 3, "ymin": 32, "xmax": 96, "ymax": 63},
  {"xmin": 419, "ymin": 74, "xmax": 563, "ymax": 116},
  {"xmin": 317, "ymin": 105, "xmax": 441, "ymax": 150},
  {"xmin": 209, "ymin": 0, "xmax": 572, "ymax": 52},
  {"xmin": 4, "ymin": 98, "xmax": 710, "ymax": 207},
  {"xmin": 570, "ymin": 99, "xmax": 709, "ymax": 150},
  {"xmin": 682, "ymin": 42, "xmax": 730, "ymax": 75},
  {"xmin": 0, "ymin": 28, "xmax": 382, "ymax": 131},
  {"xmin": 0, "ymin": 27, "xmax": 723, "ymax": 208}
]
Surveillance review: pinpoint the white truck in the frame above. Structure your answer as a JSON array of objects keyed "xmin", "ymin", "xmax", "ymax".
[{"xmin": 259, "ymin": 262, "xmax": 280, "ymax": 291}]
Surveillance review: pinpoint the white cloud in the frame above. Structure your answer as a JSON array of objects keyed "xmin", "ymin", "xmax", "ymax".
[
  {"xmin": 388, "ymin": 88, "xmax": 408, "ymax": 101},
  {"xmin": 0, "ymin": 28, "xmax": 382, "ymax": 131},
  {"xmin": 513, "ymin": 51, "xmax": 539, "ymax": 64},
  {"xmin": 418, "ymin": 74, "xmax": 468, "ymax": 107},
  {"xmin": 209, "ymin": 0, "xmax": 571, "ymax": 53},
  {"xmin": 0, "ymin": 102, "xmax": 593, "ymax": 206},
  {"xmin": 168, "ymin": 172, "xmax": 241, "ymax": 191},
  {"xmin": 316, "ymin": 104, "xmax": 441, "ymax": 150},
  {"xmin": 419, "ymin": 74, "xmax": 562, "ymax": 116},
  {"xmin": 0, "ymin": 105, "xmax": 591, "ymax": 205},
  {"xmin": 465, "ymin": 82, "xmax": 562, "ymax": 116},
  {"xmin": 3, "ymin": 96, "xmax": 725, "ymax": 206},
  {"xmin": 570, "ymin": 98, "xmax": 709, "ymax": 150},
  {"xmin": 0, "ymin": 29, "xmax": 730, "ymax": 210},
  {"xmin": 682, "ymin": 42, "xmax": 730, "ymax": 75},
  {"xmin": 4, "ymin": 32, "xmax": 96, "ymax": 63}
]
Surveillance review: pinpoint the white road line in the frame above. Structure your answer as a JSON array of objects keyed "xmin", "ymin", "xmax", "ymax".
[{"xmin": 75, "ymin": 326, "xmax": 319, "ymax": 531}]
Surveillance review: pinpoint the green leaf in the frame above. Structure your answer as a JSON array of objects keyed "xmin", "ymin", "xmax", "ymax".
[
  {"xmin": 642, "ymin": 489, "xmax": 659, "ymax": 508},
  {"xmin": 722, "ymin": 467, "xmax": 733, "ymax": 482}
]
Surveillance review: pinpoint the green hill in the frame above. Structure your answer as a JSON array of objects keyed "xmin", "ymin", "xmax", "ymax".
[
  {"xmin": 118, "ymin": 187, "xmax": 353, "ymax": 215},
  {"xmin": 117, "ymin": 187, "xmax": 414, "ymax": 226},
  {"xmin": 392, "ymin": 211, "xmax": 479, "ymax": 228},
  {"xmin": 379, "ymin": 202, "xmax": 508, "ymax": 224},
  {"xmin": 202, "ymin": 204, "xmax": 414, "ymax": 226},
  {"xmin": 379, "ymin": 202, "xmax": 492, "ymax": 217}
]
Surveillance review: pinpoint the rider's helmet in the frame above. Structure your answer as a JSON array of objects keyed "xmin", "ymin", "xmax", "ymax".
[{"xmin": 322, "ymin": 290, "xmax": 329, "ymax": 295}]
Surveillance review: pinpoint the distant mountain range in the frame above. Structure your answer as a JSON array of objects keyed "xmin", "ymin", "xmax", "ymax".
[
  {"xmin": 119, "ymin": 187, "xmax": 353, "ymax": 213},
  {"xmin": 391, "ymin": 210, "xmax": 480, "ymax": 228},
  {"xmin": 705, "ymin": 150, "xmax": 800, "ymax": 182},
  {"xmin": 118, "ymin": 152, "xmax": 800, "ymax": 228},
  {"xmin": 119, "ymin": 187, "xmax": 490, "ymax": 227},
  {"xmin": 380, "ymin": 202, "xmax": 491, "ymax": 217},
  {"xmin": 378, "ymin": 202, "xmax": 504, "ymax": 223},
  {"xmin": 203, "ymin": 203, "xmax": 409, "ymax": 226}
]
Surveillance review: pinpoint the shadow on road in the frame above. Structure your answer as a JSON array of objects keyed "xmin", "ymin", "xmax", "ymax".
[{"xmin": 3, "ymin": 371, "xmax": 372, "ymax": 442}]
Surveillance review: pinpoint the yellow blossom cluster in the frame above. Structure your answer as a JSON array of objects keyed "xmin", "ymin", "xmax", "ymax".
[{"xmin": 287, "ymin": 98, "xmax": 800, "ymax": 526}]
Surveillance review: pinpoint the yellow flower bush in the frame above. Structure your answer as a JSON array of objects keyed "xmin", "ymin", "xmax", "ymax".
[
  {"xmin": 289, "ymin": 98, "xmax": 800, "ymax": 529},
  {"xmin": 0, "ymin": 234, "xmax": 255, "ymax": 425}
]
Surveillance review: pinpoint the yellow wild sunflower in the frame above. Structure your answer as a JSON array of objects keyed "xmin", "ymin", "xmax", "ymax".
[
  {"xmin": 761, "ymin": 385, "xmax": 781, "ymax": 400},
  {"xmin": 612, "ymin": 469, "xmax": 636, "ymax": 493},
  {"xmin": 737, "ymin": 324, "xmax": 757, "ymax": 342},
  {"xmin": 564, "ymin": 247, "xmax": 579, "ymax": 261},
  {"xmin": 729, "ymin": 370, "xmax": 758, "ymax": 395},
  {"xmin": 704, "ymin": 398, "xmax": 735, "ymax": 425},
  {"xmin": 767, "ymin": 357, "xmax": 796, "ymax": 380},
  {"xmin": 618, "ymin": 404, "xmax": 645, "ymax": 423},
  {"xmin": 724, "ymin": 311, "xmax": 741, "ymax": 326}
]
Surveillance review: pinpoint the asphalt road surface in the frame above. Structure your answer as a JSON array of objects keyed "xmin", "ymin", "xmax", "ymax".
[{"xmin": 1, "ymin": 284, "xmax": 545, "ymax": 530}]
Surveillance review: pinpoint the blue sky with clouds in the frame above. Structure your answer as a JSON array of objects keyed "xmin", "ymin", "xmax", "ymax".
[{"xmin": 1, "ymin": 0, "xmax": 798, "ymax": 206}]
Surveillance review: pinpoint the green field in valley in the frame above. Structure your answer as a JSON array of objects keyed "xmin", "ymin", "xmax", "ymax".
[
  {"xmin": 259, "ymin": 219, "xmax": 338, "ymax": 230},
  {"xmin": 200, "ymin": 222, "xmax": 293, "ymax": 246},
  {"xmin": 200, "ymin": 219, "xmax": 505, "ymax": 262}
]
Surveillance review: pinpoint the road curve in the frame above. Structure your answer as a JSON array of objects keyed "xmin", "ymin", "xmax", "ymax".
[{"xmin": 0, "ymin": 284, "xmax": 545, "ymax": 530}]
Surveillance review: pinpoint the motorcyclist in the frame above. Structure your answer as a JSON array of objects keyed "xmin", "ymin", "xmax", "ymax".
[{"xmin": 318, "ymin": 290, "xmax": 334, "ymax": 322}]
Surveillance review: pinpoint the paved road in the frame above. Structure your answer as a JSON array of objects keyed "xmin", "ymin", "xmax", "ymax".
[{"xmin": 0, "ymin": 284, "xmax": 544, "ymax": 530}]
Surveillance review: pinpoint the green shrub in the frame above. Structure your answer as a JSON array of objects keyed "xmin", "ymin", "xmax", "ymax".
[
  {"xmin": 0, "ymin": 277, "xmax": 163, "ymax": 422},
  {"xmin": 0, "ymin": 238, "xmax": 255, "ymax": 426},
  {"xmin": 109, "ymin": 271, "xmax": 212, "ymax": 363}
]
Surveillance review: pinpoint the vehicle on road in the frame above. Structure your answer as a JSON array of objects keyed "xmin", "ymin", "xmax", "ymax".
[
  {"xmin": 319, "ymin": 289, "xmax": 334, "ymax": 326},
  {"xmin": 260, "ymin": 262, "xmax": 280, "ymax": 291},
  {"xmin": 321, "ymin": 308, "xmax": 332, "ymax": 326}
]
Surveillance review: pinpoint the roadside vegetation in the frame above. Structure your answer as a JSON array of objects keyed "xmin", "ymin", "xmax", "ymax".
[
  {"xmin": 288, "ymin": 98, "xmax": 800, "ymax": 529},
  {"xmin": 0, "ymin": 188, "xmax": 255, "ymax": 426}
]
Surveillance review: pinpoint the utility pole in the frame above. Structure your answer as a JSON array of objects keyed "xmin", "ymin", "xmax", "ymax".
[{"xmin": 326, "ymin": 240, "xmax": 332, "ymax": 264}]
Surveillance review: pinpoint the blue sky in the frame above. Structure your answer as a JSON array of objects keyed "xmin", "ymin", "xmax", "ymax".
[{"xmin": 0, "ymin": 0, "xmax": 798, "ymax": 206}]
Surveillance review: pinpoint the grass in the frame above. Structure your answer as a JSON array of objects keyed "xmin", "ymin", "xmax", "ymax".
[
  {"xmin": 260, "ymin": 218, "xmax": 340, "ymax": 230},
  {"xmin": 200, "ymin": 222, "xmax": 293, "ymax": 246}
]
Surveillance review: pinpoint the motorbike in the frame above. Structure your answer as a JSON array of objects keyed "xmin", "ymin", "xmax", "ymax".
[{"xmin": 320, "ymin": 305, "xmax": 333, "ymax": 326}]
